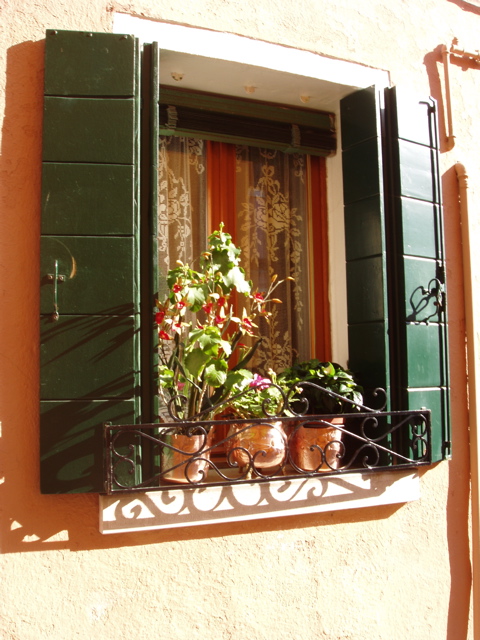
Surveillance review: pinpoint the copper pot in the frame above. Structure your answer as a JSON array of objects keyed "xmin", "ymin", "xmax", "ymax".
[
  {"xmin": 289, "ymin": 417, "xmax": 344, "ymax": 472},
  {"xmin": 226, "ymin": 421, "xmax": 287, "ymax": 476},
  {"xmin": 161, "ymin": 429, "xmax": 212, "ymax": 484}
]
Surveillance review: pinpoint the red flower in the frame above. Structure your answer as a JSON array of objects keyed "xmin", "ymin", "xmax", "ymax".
[
  {"xmin": 172, "ymin": 284, "xmax": 182, "ymax": 293},
  {"xmin": 176, "ymin": 301, "xmax": 186, "ymax": 310},
  {"xmin": 253, "ymin": 292, "xmax": 265, "ymax": 301},
  {"xmin": 158, "ymin": 330, "xmax": 171, "ymax": 340},
  {"xmin": 218, "ymin": 296, "xmax": 226, "ymax": 307},
  {"xmin": 202, "ymin": 302, "xmax": 213, "ymax": 314},
  {"xmin": 214, "ymin": 315, "xmax": 226, "ymax": 325},
  {"xmin": 242, "ymin": 317, "xmax": 254, "ymax": 332},
  {"xmin": 155, "ymin": 311, "xmax": 165, "ymax": 325}
]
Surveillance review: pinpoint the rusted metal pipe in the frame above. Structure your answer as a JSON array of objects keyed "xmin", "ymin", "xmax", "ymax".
[{"xmin": 455, "ymin": 161, "xmax": 480, "ymax": 639}]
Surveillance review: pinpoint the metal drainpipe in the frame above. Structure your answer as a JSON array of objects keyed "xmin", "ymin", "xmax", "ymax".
[{"xmin": 455, "ymin": 162, "xmax": 480, "ymax": 636}]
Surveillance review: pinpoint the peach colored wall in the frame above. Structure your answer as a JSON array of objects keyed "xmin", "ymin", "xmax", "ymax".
[{"xmin": 0, "ymin": 0, "xmax": 475, "ymax": 638}]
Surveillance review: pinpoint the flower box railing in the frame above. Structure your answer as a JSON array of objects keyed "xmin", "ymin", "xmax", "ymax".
[{"xmin": 103, "ymin": 404, "xmax": 432, "ymax": 494}]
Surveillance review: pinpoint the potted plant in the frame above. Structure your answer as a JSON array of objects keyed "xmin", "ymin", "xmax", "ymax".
[
  {"xmin": 278, "ymin": 360, "xmax": 363, "ymax": 472},
  {"xmin": 225, "ymin": 372, "xmax": 290, "ymax": 477},
  {"xmin": 155, "ymin": 224, "xmax": 289, "ymax": 482}
]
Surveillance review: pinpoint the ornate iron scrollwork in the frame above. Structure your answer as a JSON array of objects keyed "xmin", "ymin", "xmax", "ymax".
[{"xmin": 104, "ymin": 381, "xmax": 431, "ymax": 494}]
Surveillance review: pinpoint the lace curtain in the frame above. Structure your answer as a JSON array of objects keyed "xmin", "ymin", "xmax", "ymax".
[
  {"xmin": 234, "ymin": 146, "xmax": 311, "ymax": 372},
  {"xmin": 158, "ymin": 136, "xmax": 312, "ymax": 372},
  {"xmin": 157, "ymin": 137, "xmax": 208, "ymax": 296}
]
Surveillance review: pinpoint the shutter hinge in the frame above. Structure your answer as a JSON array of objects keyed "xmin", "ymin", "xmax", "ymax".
[
  {"xmin": 437, "ymin": 262, "xmax": 446, "ymax": 284},
  {"xmin": 443, "ymin": 440, "xmax": 452, "ymax": 458}
]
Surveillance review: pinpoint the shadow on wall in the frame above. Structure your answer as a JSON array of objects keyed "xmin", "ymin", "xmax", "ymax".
[
  {"xmin": 445, "ymin": 0, "xmax": 480, "ymax": 15},
  {"xmin": 424, "ymin": 43, "xmax": 480, "ymax": 155}
]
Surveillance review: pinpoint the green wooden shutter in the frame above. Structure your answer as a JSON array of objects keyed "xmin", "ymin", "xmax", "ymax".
[
  {"xmin": 384, "ymin": 87, "xmax": 451, "ymax": 461},
  {"xmin": 341, "ymin": 87, "xmax": 390, "ymax": 408},
  {"xmin": 40, "ymin": 30, "xmax": 141, "ymax": 492}
]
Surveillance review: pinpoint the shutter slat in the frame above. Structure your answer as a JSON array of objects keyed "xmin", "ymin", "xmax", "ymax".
[
  {"xmin": 42, "ymin": 164, "xmax": 135, "ymax": 236},
  {"xmin": 40, "ymin": 236, "xmax": 136, "ymax": 315},
  {"xmin": 40, "ymin": 399, "xmax": 136, "ymax": 494},
  {"xmin": 43, "ymin": 97, "xmax": 135, "ymax": 164},
  {"xmin": 40, "ymin": 315, "xmax": 137, "ymax": 399},
  {"xmin": 44, "ymin": 30, "xmax": 136, "ymax": 97}
]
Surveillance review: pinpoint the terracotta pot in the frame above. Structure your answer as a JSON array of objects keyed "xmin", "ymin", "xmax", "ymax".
[
  {"xmin": 289, "ymin": 417, "xmax": 344, "ymax": 472},
  {"xmin": 161, "ymin": 429, "xmax": 212, "ymax": 484},
  {"xmin": 226, "ymin": 421, "xmax": 287, "ymax": 476}
]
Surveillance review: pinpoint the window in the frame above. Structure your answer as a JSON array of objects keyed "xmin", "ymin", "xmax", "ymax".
[
  {"xmin": 158, "ymin": 134, "xmax": 329, "ymax": 371},
  {"xmin": 40, "ymin": 29, "xmax": 450, "ymax": 494}
]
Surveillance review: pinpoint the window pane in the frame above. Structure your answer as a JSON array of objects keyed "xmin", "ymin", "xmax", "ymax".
[
  {"xmin": 157, "ymin": 137, "xmax": 315, "ymax": 374},
  {"xmin": 158, "ymin": 136, "xmax": 208, "ymax": 291},
  {"xmin": 234, "ymin": 146, "xmax": 312, "ymax": 372}
]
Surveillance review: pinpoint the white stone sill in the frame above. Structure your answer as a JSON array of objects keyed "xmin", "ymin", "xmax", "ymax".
[{"xmin": 99, "ymin": 469, "xmax": 419, "ymax": 534}]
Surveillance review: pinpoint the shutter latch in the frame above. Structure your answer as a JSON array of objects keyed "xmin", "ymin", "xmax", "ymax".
[
  {"xmin": 46, "ymin": 259, "xmax": 65, "ymax": 321},
  {"xmin": 419, "ymin": 277, "xmax": 445, "ymax": 323}
]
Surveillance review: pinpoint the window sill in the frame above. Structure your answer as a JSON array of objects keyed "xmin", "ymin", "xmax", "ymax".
[{"xmin": 99, "ymin": 468, "xmax": 419, "ymax": 534}]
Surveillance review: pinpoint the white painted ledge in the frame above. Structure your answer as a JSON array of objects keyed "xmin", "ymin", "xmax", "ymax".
[{"xmin": 99, "ymin": 470, "xmax": 419, "ymax": 534}]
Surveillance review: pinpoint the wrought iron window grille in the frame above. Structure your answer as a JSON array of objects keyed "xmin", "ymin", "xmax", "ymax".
[{"xmin": 104, "ymin": 382, "xmax": 432, "ymax": 494}]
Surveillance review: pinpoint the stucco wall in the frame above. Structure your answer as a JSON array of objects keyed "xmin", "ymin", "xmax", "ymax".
[{"xmin": 0, "ymin": 0, "xmax": 475, "ymax": 638}]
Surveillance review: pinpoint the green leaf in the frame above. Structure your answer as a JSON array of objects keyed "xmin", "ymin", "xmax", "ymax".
[
  {"xmin": 224, "ymin": 368, "xmax": 252, "ymax": 390},
  {"xmin": 204, "ymin": 359, "xmax": 228, "ymax": 387},
  {"xmin": 158, "ymin": 365, "xmax": 175, "ymax": 388},
  {"xmin": 222, "ymin": 266, "xmax": 251, "ymax": 294},
  {"xmin": 184, "ymin": 348, "xmax": 210, "ymax": 378},
  {"xmin": 166, "ymin": 267, "xmax": 183, "ymax": 290},
  {"xmin": 185, "ymin": 284, "xmax": 207, "ymax": 311},
  {"xmin": 209, "ymin": 248, "xmax": 233, "ymax": 274},
  {"xmin": 189, "ymin": 326, "xmax": 222, "ymax": 355},
  {"xmin": 219, "ymin": 340, "xmax": 232, "ymax": 356},
  {"xmin": 320, "ymin": 363, "xmax": 335, "ymax": 377}
]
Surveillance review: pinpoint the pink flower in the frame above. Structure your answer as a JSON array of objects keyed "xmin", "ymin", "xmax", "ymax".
[{"xmin": 249, "ymin": 374, "xmax": 271, "ymax": 390}]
